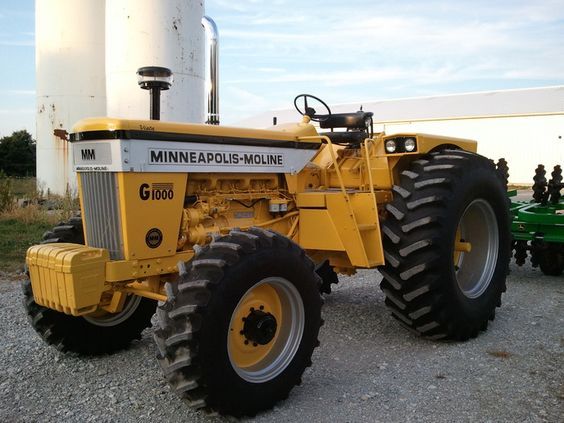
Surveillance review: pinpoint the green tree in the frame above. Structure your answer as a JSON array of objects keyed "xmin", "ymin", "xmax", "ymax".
[{"xmin": 0, "ymin": 130, "xmax": 36, "ymax": 176}]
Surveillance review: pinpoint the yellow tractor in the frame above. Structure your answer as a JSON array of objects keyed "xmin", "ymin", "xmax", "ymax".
[{"xmin": 24, "ymin": 68, "xmax": 510, "ymax": 416}]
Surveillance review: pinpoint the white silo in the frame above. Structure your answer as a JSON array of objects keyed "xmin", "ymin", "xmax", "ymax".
[
  {"xmin": 35, "ymin": 0, "xmax": 106, "ymax": 194},
  {"xmin": 105, "ymin": 0, "xmax": 205, "ymax": 122},
  {"xmin": 36, "ymin": 0, "xmax": 207, "ymax": 194}
]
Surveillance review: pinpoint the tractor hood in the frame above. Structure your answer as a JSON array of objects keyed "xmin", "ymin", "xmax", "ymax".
[{"xmin": 69, "ymin": 118, "xmax": 321, "ymax": 174}]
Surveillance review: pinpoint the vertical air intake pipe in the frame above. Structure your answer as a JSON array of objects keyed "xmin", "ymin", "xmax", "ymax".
[{"xmin": 202, "ymin": 16, "xmax": 219, "ymax": 125}]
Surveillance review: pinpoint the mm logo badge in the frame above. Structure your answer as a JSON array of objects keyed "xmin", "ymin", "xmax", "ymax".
[
  {"xmin": 145, "ymin": 228, "xmax": 163, "ymax": 248},
  {"xmin": 81, "ymin": 149, "xmax": 96, "ymax": 160}
]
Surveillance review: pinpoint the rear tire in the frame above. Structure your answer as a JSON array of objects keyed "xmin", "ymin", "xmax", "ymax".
[
  {"xmin": 378, "ymin": 150, "xmax": 511, "ymax": 341},
  {"xmin": 23, "ymin": 217, "xmax": 156, "ymax": 355},
  {"xmin": 41, "ymin": 215, "xmax": 84, "ymax": 244},
  {"xmin": 154, "ymin": 228, "xmax": 323, "ymax": 417}
]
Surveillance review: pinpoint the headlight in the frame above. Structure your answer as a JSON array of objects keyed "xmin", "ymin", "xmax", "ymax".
[
  {"xmin": 404, "ymin": 138, "xmax": 416, "ymax": 152},
  {"xmin": 385, "ymin": 140, "xmax": 397, "ymax": 153},
  {"xmin": 384, "ymin": 137, "xmax": 417, "ymax": 154}
]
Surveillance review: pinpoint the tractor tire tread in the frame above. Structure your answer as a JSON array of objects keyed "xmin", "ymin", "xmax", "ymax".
[
  {"xmin": 154, "ymin": 228, "xmax": 322, "ymax": 417},
  {"xmin": 378, "ymin": 149, "xmax": 510, "ymax": 341}
]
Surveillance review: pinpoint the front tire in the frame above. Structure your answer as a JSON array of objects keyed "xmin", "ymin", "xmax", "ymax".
[
  {"xmin": 154, "ymin": 228, "xmax": 323, "ymax": 417},
  {"xmin": 378, "ymin": 150, "xmax": 511, "ymax": 341},
  {"xmin": 23, "ymin": 218, "xmax": 156, "ymax": 355}
]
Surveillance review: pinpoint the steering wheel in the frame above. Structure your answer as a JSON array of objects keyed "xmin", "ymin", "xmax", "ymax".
[{"xmin": 293, "ymin": 94, "xmax": 332, "ymax": 122}]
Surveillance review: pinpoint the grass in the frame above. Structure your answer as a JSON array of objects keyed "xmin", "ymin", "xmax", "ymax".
[
  {"xmin": 0, "ymin": 217, "xmax": 53, "ymax": 273},
  {"xmin": 0, "ymin": 177, "xmax": 78, "ymax": 273},
  {"xmin": 0, "ymin": 205, "xmax": 73, "ymax": 273}
]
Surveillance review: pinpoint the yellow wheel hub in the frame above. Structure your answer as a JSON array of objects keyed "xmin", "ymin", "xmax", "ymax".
[{"xmin": 228, "ymin": 283, "xmax": 283, "ymax": 369}]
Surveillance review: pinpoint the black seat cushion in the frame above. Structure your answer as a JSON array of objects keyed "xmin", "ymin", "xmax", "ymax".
[{"xmin": 319, "ymin": 111, "xmax": 373, "ymax": 129}]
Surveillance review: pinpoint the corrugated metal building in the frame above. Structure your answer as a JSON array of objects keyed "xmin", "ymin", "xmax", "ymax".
[{"xmin": 238, "ymin": 86, "xmax": 564, "ymax": 184}]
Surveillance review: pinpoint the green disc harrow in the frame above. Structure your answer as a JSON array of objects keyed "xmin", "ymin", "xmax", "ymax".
[{"xmin": 509, "ymin": 163, "xmax": 564, "ymax": 276}]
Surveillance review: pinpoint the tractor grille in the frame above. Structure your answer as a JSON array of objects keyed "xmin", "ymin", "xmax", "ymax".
[{"xmin": 79, "ymin": 172, "xmax": 124, "ymax": 260}]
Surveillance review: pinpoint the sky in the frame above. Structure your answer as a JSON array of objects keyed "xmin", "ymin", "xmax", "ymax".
[{"xmin": 1, "ymin": 0, "xmax": 564, "ymax": 137}]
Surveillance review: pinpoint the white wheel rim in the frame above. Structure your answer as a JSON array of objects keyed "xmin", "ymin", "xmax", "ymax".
[
  {"xmin": 455, "ymin": 199, "xmax": 499, "ymax": 299},
  {"xmin": 83, "ymin": 295, "xmax": 142, "ymax": 327}
]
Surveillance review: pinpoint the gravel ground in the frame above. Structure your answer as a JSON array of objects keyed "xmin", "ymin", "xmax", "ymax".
[{"xmin": 0, "ymin": 263, "xmax": 562, "ymax": 423}]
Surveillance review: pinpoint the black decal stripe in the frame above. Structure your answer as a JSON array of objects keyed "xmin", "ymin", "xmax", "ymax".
[{"xmin": 70, "ymin": 130, "xmax": 320, "ymax": 150}]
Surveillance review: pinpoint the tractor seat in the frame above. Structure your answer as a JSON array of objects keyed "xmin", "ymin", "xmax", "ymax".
[{"xmin": 319, "ymin": 111, "xmax": 373, "ymax": 130}]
